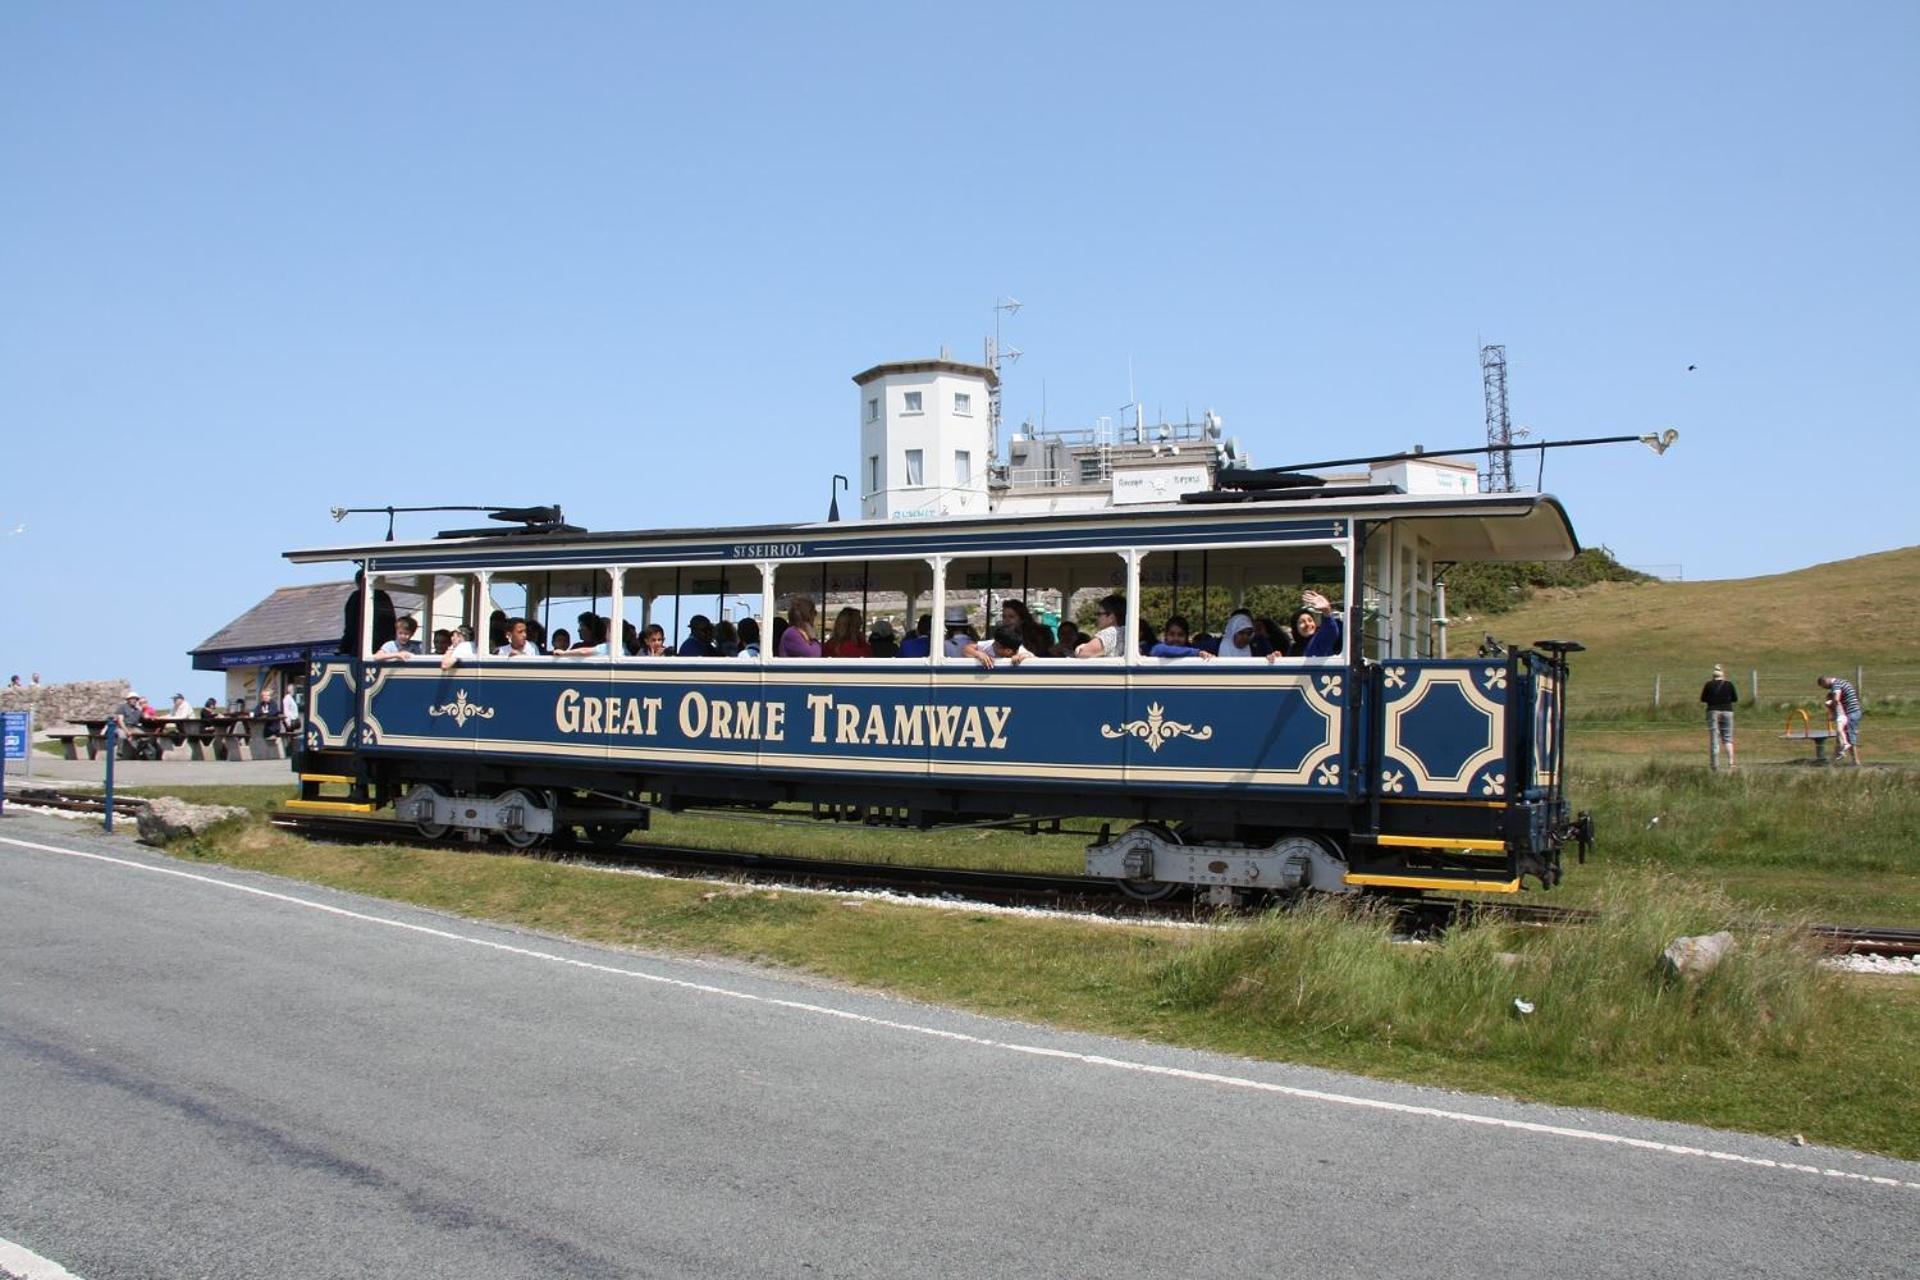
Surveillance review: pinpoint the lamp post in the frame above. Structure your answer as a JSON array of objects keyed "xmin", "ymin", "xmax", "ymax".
[{"xmin": 828, "ymin": 474, "xmax": 848, "ymax": 523}]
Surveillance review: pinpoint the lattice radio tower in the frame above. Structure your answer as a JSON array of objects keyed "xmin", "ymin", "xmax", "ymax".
[{"xmin": 1479, "ymin": 343, "xmax": 1516, "ymax": 493}]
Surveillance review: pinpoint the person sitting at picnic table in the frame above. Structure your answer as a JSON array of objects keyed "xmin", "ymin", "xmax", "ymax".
[
  {"xmin": 200, "ymin": 697, "xmax": 222, "ymax": 719},
  {"xmin": 104, "ymin": 693, "xmax": 156, "ymax": 759}
]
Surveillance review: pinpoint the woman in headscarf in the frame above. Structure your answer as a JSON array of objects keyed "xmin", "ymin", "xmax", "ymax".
[{"xmin": 1217, "ymin": 612, "xmax": 1258, "ymax": 659}]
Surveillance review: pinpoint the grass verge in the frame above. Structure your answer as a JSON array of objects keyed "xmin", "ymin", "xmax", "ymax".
[{"xmin": 158, "ymin": 816, "xmax": 1920, "ymax": 1160}]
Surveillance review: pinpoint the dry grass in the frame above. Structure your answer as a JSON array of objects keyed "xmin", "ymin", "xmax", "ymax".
[{"xmin": 1482, "ymin": 544, "xmax": 1920, "ymax": 712}]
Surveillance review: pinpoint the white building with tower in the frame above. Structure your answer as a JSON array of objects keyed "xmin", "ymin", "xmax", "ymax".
[
  {"xmin": 852, "ymin": 360, "xmax": 996, "ymax": 522},
  {"xmin": 851, "ymin": 354, "xmax": 1479, "ymax": 527}
]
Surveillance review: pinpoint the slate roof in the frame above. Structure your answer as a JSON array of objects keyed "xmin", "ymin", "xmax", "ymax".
[{"xmin": 191, "ymin": 581, "xmax": 422, "ymax": 657}]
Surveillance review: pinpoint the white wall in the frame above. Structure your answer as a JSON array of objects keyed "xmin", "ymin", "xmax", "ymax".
[{"xmin": 858, "ymin": 368, "xmax": 992, "ymax": 520}]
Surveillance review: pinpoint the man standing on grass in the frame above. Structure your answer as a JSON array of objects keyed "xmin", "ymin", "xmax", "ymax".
[
  {"xmin": 1817, "ymin": 675, "xmax": 1863, "ymax": 763},
  {"xmin": 1700, "ymin": 664, "xmax": 1739, "ymax": 771}
]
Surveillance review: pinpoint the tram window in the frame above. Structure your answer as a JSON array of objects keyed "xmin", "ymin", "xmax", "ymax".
[
  {"xmin": 363, "ymin": 574, "xmax": 439, "ymax": 658},
  {"xmin": 769, "ymin": 558, "xmax": 930, "ymax": 658},
  {"xmin": 1132, "ymin": 547, "xmax": 1347, "ymax": 661},
  {"xmin": 944, "ymin": 550, "xmax": 1122, "ymax": 660},
  {"xmin": 481, "ymin": 568, "xmax": 614, "ymax": 656},
  {"xmin": 619, "ymin": 565, "xmax": 762, "ymax": 659}
]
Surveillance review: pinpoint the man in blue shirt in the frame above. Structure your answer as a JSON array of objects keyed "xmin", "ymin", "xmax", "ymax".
[
  {"xmin": 897, "ymin": 615, "xmax": 932, "ymax": 658},
  {"xmin": 678, "ymin": 615, "xmax": 719, "ymax": 657}
]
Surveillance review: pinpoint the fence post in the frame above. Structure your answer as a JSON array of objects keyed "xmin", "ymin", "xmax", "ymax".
[
  {"xmin": 103, "ymin": 722, "xmax": 117, "ymax": 833},
  {"xmin": 1653, "ymin": 674, "xmax": 1662, "ymax": 709},
  {"xmin": 1751, "ymin": 668, "xmax": 1759, "ymax": 702},
  {"xmin": 1857, "ymin": 665, "xmax": 1864, "ymax": 698}
]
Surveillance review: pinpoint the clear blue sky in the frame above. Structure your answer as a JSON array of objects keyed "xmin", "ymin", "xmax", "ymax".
[{"xmin": 3, "ymin": 2, "xmax": 1914, "ymax": 698}]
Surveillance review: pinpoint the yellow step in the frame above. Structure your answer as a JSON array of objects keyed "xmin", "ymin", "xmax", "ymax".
[
  {"xmin": 284, "ymin": 798, "xmax": 377, "ymax": 814},
  {"xmin": 1373, "ymin": 834, "xmax": 1506, "ymax": 853},
  {"xmin": 299, "ymin": 773, "xmax": 357, "ymax": 785},
  {"xmin": 1346, "ymin": 872, "xmax": 1521, "ymax": 894}
]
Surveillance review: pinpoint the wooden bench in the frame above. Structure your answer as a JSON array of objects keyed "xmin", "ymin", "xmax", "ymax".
[{"xmin": 47, "ymin": 731, "xmax": 89, "ymax": 761}]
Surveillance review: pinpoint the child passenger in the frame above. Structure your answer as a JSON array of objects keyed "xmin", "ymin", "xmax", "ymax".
[{"xmin": 962, "ymin": 626, "xmax": 1033, "ymax": 668}]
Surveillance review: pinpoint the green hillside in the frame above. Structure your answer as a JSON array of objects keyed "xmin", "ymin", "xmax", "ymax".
[{"xmin": 1473, "ymin": 544, "xmax": 1920, "ymax": 714}]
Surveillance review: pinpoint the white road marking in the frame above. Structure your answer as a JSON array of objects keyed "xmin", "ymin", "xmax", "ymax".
[
  {"xmin": 0, "ymin": 1235, "xmax": 86, "ymax": 1280},
  {"xmin": 6, "ymin": 833, "xmax": 1918, "ymax": 1196}
]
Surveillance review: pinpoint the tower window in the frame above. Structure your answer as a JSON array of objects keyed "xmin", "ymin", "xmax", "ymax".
[
  {"xmin": 954, "ymin": 450, "xmax": 972, "ymax": 486},
  {"xmin": 905, "ymin": 449, "xmax": 924, "ymax": 486},
  {"xmin": 867, "ymin": 454, "xmax": 880, "ymax": 494},
  {"xmin": 866, "ymin": 397, "xmax": 879, "ymax": 423},
  {"xmin": 954, "ymin": 392, "xmax": 972, "ymax": 415},
  {"xmin": 903, "ymin": 391, "xmax": 923, "ymax": 413}
]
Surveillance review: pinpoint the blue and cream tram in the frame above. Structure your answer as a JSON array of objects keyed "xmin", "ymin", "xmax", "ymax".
[{"xmin": 286, "ymin": 487, "xmax": 1589, "ymax": 900}]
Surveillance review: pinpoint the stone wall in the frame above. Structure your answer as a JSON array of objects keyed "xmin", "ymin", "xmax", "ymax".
[{"xmin": 0, "ymin": 680, "xmax": 132, "ymax": 733}]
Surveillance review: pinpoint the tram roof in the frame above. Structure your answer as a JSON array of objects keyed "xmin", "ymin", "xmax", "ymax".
[{"xmin": 285, "ymin": 489, "xmax": 1579, "ymax": 570}]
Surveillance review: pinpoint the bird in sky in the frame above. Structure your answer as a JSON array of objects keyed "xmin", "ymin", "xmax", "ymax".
[{"xmin": 1687, "ymin": 364, "xmax": 1697, "ymax": 372}]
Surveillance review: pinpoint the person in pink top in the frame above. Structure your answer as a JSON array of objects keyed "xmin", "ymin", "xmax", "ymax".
[{"xmin": 778, "ymin": 596, "xmax": 823, "ymax": 657}]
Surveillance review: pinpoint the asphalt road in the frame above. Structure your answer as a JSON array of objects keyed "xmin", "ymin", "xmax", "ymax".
[{"xmin": 2, "ymin": 811, "xmax": 1916, "ymax": 1280}]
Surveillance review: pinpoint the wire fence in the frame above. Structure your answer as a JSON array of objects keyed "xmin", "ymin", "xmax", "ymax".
[{"xmin": 1570, "ymin": 663, "xmax": 1920, "ymax": 719}]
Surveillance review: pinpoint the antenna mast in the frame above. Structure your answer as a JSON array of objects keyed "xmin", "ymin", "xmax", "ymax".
[
  {"xmin": 986, "ymin": 297, "xmax": 1022, "ymax": 474},
  {"xmin": 1480, "ymin": 343, "xmax": 1515, "ymax": 493}
]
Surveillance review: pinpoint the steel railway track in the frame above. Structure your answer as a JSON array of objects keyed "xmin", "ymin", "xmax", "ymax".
[
  {"xmin": 272, "ymin": 810, "xmax": 1154, "ymax": 912},
  {"xmin": 8, "ymin": 784, "xmax": 1918, "ymax": 955}
]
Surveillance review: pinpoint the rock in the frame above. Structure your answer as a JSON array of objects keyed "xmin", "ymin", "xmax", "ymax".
[
  {"xmin": 135, "ymin": 796, "xmax": 248, "ymax": 846},
  {"xmin": 1663, "ymin": 931, "xmax": 1738, "ymax": 981}
]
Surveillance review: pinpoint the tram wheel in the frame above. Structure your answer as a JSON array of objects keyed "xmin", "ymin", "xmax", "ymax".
[
  {"xmin": 1114, "ymin": 821, "xmax": 1184, "ymax": 902},
  {"xmin": 403, "ymin": 785, "xmax": 449, "ymax": 840},
  {"xmin": 497, "ymin": 788, "xmax": 550, "ymax": 850}
]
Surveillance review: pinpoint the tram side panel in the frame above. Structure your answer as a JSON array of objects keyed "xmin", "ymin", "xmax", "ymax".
[
  {"xmin": 1118, "ymin": 664, "xmax": 1347, "ymax": 799},
  {"xmin": 1376, "ymin": 659, "xmax": 1513, "ymax": 805}
]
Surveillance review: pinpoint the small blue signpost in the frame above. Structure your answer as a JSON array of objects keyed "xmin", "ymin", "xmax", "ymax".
[{"xmin": 1, "ymin": 709, "xmax": 30, "ymax": 818}]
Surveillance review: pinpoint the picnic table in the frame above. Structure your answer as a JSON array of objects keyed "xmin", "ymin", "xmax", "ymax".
[{"xmin": 62, "ymin": 715, "xmax": 290, "ymax": 762}]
